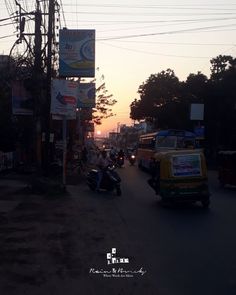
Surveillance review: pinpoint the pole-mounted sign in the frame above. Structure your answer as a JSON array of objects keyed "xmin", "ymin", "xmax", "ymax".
[{"xmin": 59, "ymin": 29, "xmax": 95, "ymax": 78}]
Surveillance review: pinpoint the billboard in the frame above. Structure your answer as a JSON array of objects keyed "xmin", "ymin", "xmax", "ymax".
[
  {"xmin": 190, "ymin": 103, "xmax": 204, "ymax": 121},
  {"xmin": 194, "ymin": 126, "xmax": 205, "ymax": 139},
  {"xmin": 51, "ymin": 79, "xmax": 77, "ymax": 119},
  {"xmin": 12, "ymin": 81, "xmax": 33, "ymax": 115},
  {"xmin": 59, "ymin": 29, "xmax": 95, "ymax": 77},
  {"xmin": 77, "ymin": 83, "xmax": 96, "ymax": 108}
]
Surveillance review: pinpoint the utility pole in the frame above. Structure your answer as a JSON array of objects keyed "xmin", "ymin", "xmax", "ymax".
[
  {"xmin": 34, "ymin": 0, "xmax": 43, "ymax": 170},
  {"xmin": 12, "ymin": 0, "xmax": 57, "ymax": 173},
  {"xmin": 44, "ymin": 0, "xmax": 55, "ymax": 175}
]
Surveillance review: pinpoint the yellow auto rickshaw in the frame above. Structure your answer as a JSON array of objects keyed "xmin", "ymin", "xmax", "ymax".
[{"xmin": 148, "ymin": 149, "xmax": 210, "ymax": 207}]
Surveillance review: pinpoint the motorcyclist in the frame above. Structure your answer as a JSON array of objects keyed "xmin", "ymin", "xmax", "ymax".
[
  {"xmin": 118, "ymin": 149, "xmax": 125, "ymax": 158},
  {"xmin": 128, "ymin": 149, "xmax": 136, "ymax": 165},
  {"xmin": 116, "ymin": 149, "xmax": 125, "ymax": 167},
  {"xmin": 96, "ymin": 150, "xmax": 111, "ymax": 191},
  {"xmin": 109, "ymin": 147, "xmax": 117, "ymax": 163}
]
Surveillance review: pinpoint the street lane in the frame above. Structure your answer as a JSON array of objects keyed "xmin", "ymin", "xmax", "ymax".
[
  {"xmin": 1, "ymin": 166, "xmax": 236, "ymax": 295},
  {"xmin": 113, "ymin": 161, "xmax": 236, "ymax": 295}
]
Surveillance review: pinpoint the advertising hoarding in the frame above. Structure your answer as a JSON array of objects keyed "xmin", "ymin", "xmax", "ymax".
[
  {"xmin": 51, "ymin": 79, "xmax": 77, "ymax": 119},
  {"xmin": 59, "ymin": 29, "xmax": 95, "ymax": 77},
  {"xmin": 12, "ymin": 81, "xmax": 33, "ymax": 115},
  {"xmin": 77, "ymin": 83, "xmax": 96, "ymax": 108},
  {"xmin": 190, "ymin": 103, "xmax": 204, "ymax": 121}
]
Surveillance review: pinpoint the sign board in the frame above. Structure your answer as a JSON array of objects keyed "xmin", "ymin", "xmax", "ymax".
[
  {"xmin": 194, "ymin": 126, "xmax": 205, "ymax": 139},
  {"xmin": 51, "ymin": 79, "xmax": 77, "ymax": 119},
  {"xmin": 190, "ymin": 103, "xmax": 204, "ymax": 121},
  {"xmin": 172, "ymin": 154, "xmax": 202, "ymax": 177},
  {"xmin": 77, "ymin": 83, "xmax": 96, "ymax": 108},
  {"xmin": 12, "ymin": 81, "xmax": 33, "ymax": 115},
  {"xmin": 59, "ymin": 29, "xmax": 95, "ymax": 77}
]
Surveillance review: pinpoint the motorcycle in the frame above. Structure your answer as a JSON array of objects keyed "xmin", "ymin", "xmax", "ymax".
[
  {"xmin": 86, "ymin": 164, "xmax": 122, "ymax": 196},
  {"xmin": 116, "ymin": 155, "xmax": 124, "ymax": 167},
  {"xmin": 129, "ymin": 154, "xmax": 136, "ymax": 165}
]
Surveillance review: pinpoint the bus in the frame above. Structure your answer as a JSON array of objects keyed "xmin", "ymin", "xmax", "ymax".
[{"xmin": 137, "ymin": 129, "xmax": 196, "ymax": 170}]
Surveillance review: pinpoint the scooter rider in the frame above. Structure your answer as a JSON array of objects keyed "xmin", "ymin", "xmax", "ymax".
[
  {"xmin": 109, "ymin": 146, "xmax": 117, "ymax": 163},
  {"xmin": 96, "ymin": 150, "xmax": 111, "ymax": 191},
  {"xmin": 118, "ymin": 149, "xmax": 125, "ymax": 158}
]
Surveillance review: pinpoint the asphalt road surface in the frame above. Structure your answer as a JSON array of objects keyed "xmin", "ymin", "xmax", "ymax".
[
  {"xmin": 113, "ymin": 162, "xmax": 236, "ymax": 295},
  {"xmin": 0, "ymin": 164, "xmax": 236, "ymax": 295}
]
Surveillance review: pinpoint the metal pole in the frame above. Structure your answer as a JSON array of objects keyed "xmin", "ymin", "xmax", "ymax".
[
  {"xmin": 45, "ymin": 0, "xmax": 55, "ymax": 175},
  {"xmin": 62, "ymin": 116, "xmax": 67, "ymax": 186},
  {"xmin": 34, "ymin": 0, "xmax": 43, "ymax": 171}
]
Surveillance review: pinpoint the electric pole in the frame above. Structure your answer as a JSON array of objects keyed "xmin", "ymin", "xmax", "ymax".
[
  {"xmin": 12, "ymin": 0, "xmax": 58, "ymax": 173},
  {"xmin": 34, "ymin": 0, "xmax": 43, "ymax": 170}
]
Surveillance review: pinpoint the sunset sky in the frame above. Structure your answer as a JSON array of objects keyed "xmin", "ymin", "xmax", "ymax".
[{"xmin": 1, "ymin": 0, "xmax": 236, "ymax": 136}]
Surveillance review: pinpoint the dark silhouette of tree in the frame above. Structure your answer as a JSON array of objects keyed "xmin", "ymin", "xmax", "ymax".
[
  {"xmin": 92, "ymin": 71, "xmax": 117, "ymax": 125},
  {"xmin": 206, "ymin": 55, "xmax": 236, "ymax": 150},
  {"xmin": 130, "ymin": 69, "xmax": 180, "ymax": 128},
  {"xmin": 178, "ymin": 72, "xmax": 209, "ymax": 131},
  {"xmin": 129, "ymin": 56, "xmax": 236, "ymax": 153},
  {"xmin": 184, "ymin": 72, "xmax": 208, "ymax": 102},
  {"xmin": 130, "ymin": 99, "xmax": 144, "ymax": 121},
  {"xmin": 210, "ymin": 55, "xmax": 233, "ymax": 82}
]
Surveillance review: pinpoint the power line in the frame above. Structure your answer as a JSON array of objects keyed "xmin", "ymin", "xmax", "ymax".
[
  {"xmin": 99, "ymin": 41, "xmax": 210, "ymax": 59},
  {"xmin": 64, "ymin": 11, "xmax": 236, "ymax": 16},
  {"xmin": 59, "ymin": 0, "xmax": 67, "ymax": 28},
  {"xmin": 62, "ymin": 3, "xmax": 236, "ymax": 11},
  {"xmin": 76, "ymin": 16, "xmax": 236, "ymax": 25},
  {"xmin": 97, "ymin": 23, "xmax": 236, "ymax": 41},
  {"xmin": 0, "ymin": 33, "xmax": 16, "ymax": 40},
  {"xmin": 69, "ymin": 17, "xmax": 236, "ymax": 24},
  {"xmin": 109, "ymin": 40, "xmax": 236, "ymax": 46},
  {"xmin": 0, "ymin": 15, "xmax": 17, "ymax": 22},
  {"xmin": 0, "ymin": 21, "xmax": 17, "ymax": 27},
  {"xmin": 98, "ymin": 18, "xmax": 236, "ymax": 33}
]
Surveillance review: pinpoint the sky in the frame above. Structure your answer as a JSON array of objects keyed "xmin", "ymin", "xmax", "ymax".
[{"xmin": 1, "ymin": 0, "xmax": 236, "ymax": 136}]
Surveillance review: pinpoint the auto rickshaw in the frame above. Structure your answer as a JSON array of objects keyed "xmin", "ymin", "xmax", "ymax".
[
  {"xmin": 148, "ymin": 149, "xmax": 210, "ymax": 207},
  {"xmin": 218, "ymin": 151, "xmax": 236, "ymax": 187}
]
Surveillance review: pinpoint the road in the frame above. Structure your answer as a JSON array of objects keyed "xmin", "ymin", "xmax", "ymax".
[
  {"xmin": 0, "ymin": 164, "xmax": 236, "ymax": 295},
  {"xmin": 113, "ymin": 162, "xmax": 236, "ymax": 295}
]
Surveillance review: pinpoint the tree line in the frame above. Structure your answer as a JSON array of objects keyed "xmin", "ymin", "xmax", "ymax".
[{"xmin": 130, "ymin": 55, "xmax": 236, "ymax": 153}]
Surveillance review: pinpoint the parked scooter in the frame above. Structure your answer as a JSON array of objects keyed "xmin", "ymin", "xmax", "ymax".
[
  {"xmin": 129, "ymin": 154, "xmax": 136, "ymax": 165},
  {"xmin": 86, "ymin": 164, "xmax": 122, "ymax": 196}
]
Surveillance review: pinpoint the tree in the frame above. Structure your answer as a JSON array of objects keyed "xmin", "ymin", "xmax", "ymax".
[
  {"xmin": 183, "ymin": 71, "xmax": 208, "ymax": 102},
  {"xmin": 210, "ymin": 55, "xmax": 233, "ymax": 82},
  {"xmin": 130, "ymin": 69, "xmax": 180, "ymax": 128},
  {"xmin": 91, "ymin": 71, "xmax": 117, "ymax": 125},
  {"xmin": 130, "ymin": 99, "xmax": 144, "ymax": 121},
  {"xmin": 177, "ymin": 72, "xmax": 209, "ymax": 131},
  {"xmin": 206, "ymin": 55, "xmax": 236, "ymax": 149}
]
